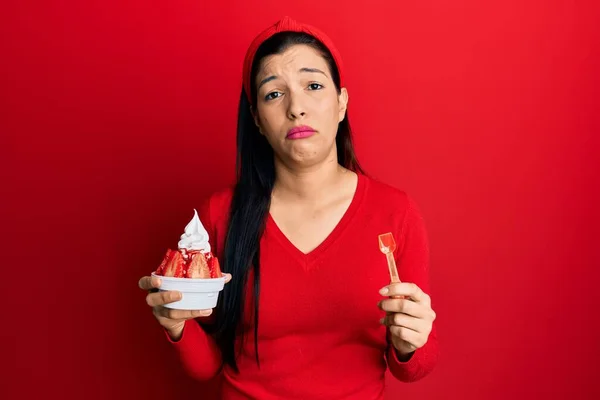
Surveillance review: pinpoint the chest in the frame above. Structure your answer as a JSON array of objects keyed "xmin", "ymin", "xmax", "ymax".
[
  {"xmin": 251, "ymin": 213, "xmax": 396, "ymax": 340},
  {"xmin": 268, "ymin": 198, "xmax": 353, "ymax": 255}
]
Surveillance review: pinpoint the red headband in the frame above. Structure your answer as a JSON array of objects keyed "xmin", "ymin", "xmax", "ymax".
[{"xmin": 242, "ymin": 16, "xmax": 346, "ymax": 105}]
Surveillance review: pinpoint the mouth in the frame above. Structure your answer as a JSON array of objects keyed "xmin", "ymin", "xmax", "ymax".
[{"xmin": 286, "ymin": 125, "xmax": 317, "ymax": 139}]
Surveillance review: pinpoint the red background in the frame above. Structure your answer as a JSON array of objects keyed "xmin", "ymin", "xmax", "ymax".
[{"xmin": 3, "ymin": 1, "xmax": 600, "ymax": 399}]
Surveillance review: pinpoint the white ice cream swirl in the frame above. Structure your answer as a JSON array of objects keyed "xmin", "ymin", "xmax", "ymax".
[{"xmin": 177, "ymin": 209, "xmax": 211, "ymax": 252}]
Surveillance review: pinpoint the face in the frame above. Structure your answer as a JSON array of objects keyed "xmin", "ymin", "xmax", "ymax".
[{"xmin": 253, "ymin": 44, "xmax": 348, "ymax": 168}]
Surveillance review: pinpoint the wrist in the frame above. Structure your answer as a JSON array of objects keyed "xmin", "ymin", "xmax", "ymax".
[
  {"xmin": 166, "ymin": 323, "xmax": 185, "ymax": 341},
  {"xmin": 394, "ymin": 347, "xmax": 415, "ymax": 362}
]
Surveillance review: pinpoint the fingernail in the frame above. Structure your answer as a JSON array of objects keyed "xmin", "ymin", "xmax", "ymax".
[{"xmin": 379, "ymin": 287, "xmax": 389, "ymax": 295}]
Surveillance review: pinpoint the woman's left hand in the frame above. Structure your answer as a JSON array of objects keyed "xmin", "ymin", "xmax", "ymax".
[{"xmin": 378, "ymin": 282, "xmax": 436, "ymax": 358}]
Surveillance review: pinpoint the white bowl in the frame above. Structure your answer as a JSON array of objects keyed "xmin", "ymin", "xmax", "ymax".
[{"xmin": 151, "ymin": 272, "xmax": 226, "ymax": 310}]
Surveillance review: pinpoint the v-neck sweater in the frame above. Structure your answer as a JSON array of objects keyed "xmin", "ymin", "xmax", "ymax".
[{"xmin": 166, "ymin": 173, "xmax": 439, "ymax": 399}]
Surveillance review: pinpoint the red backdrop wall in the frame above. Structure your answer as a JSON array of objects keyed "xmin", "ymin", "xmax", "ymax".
[{"xmin": 3, "ymin": 1, "xmax": 600, "ymax": 399}]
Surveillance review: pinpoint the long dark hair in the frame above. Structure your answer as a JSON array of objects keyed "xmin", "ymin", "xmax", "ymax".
[{"xmin": 211, "ymin": 31, "xmax": 364, "ymax": 373}]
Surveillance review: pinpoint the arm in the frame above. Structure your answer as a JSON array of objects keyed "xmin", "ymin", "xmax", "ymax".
[
  {"xmin": 385, "ymin": 195, "xmax": 439, "ymax": 382},
  {"xmin": 164, "ymin": 318, "xmax": 223, "ymax": 380}
]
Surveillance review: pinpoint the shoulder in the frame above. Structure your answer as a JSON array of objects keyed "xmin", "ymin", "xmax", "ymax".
[
  {"xmin": 206, "ymin": 185, "xmax": 234, "ymax": 209},
  {"xmin": 202, "ymin": 185, "xmax": 234, "ymax": 220},
  {"xmin": 359, "ymin": 173, "xmax": 426, "ymax": 232},
  {"xmin": 361, "ymin": 173, "xmax": 416, "ymax": 213}
]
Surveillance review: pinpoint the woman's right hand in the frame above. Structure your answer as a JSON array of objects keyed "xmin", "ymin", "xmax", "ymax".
[{"xmin": 138, "ymin": 274, "xmax": 232, "ymax": 340}]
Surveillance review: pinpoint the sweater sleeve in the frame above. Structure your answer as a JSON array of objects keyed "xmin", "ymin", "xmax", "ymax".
[
  {"xmin": 164, "ymin": 319, "xmax": 222, "ymax": 380},
  {"xmin": 385, "ymin": 195, "xmax": 439, "ymax": 382},
  {"xmin": 163, "ymin": 194, "xmax": 223, "ymax": 381}
]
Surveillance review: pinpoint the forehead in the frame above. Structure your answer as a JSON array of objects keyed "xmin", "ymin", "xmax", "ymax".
[{"xmin": 257, "ymin": 44, "xmax": 329, "ymax": 77}]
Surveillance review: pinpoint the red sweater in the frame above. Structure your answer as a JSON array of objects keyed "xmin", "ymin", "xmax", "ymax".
[{"xmin": 166, "ymin": 173, "xmax": 439, "ymax": 399}]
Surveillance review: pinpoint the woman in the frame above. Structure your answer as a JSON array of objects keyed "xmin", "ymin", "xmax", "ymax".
[{"xmin": 139, "ymin": 16, "xmax": 438, "ymax": 399}]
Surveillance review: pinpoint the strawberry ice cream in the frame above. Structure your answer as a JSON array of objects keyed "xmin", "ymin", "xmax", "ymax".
[{"xmin": 151, "ymin": 209, "xmax": 226, "ymax": 310}]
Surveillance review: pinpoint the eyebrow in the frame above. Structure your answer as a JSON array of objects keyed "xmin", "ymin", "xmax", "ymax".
[{"xmin": 257, "ymin": 68, "xmax": 328, "ymax": 90}]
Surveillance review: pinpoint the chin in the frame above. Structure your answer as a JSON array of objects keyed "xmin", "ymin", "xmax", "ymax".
[
  {"xmin": 290, "ymin": 147, "xmax": 336, "ymax": 168},
  {"xmin": 277, "ymin": 137, "xmax": 336, "ymax": 166}
]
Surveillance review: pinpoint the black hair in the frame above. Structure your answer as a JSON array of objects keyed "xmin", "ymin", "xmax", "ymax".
[{"xmin": 210, "ymin": 31, "xmax": 363, "ymax": 373}]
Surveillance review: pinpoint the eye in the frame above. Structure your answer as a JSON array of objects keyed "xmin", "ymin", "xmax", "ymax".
[
  {"xmin": 265, "ymin": 91, "xmax": 282, "ymax": 101},
  {"xmin": 308, "ymin": 83, "xmax": 324, "ymax": 90}
]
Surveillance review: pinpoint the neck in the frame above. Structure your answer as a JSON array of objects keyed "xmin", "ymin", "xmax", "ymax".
[{"xmin": 272, "ymin": 153, "xmax": 348, "ymax": 202}]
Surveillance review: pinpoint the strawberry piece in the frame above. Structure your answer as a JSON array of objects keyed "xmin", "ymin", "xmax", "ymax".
[
  {"xmin": 205, "ymin": 252, "xmax": 222, "ymax": 278},
  {"xmin": 187, "ymin": 251, "xmax": 210, "ymax": 279},
  {"xmin": 163, "ymin": 250, "xmax": 185, "ymax": 277},
  {"xmin": 155, "ymin": 249, "xmax": 173, "ymax": 276},
  {"xmin": 211, "ymin": 256, "xmax": 222, "ymax": 278}
]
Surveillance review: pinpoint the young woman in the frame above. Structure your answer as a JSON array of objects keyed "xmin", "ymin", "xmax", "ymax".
[{"xmin": 139, "ymin": 16, "xmax": 438, "ymax": 399}]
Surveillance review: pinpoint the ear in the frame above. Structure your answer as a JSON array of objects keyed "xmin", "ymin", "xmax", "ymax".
[
  {"xmin": 338, "ymin": 87, "xmax": 349, "ymax": 123},
  {"xmin": 251, "ymin": 107, "xmax": 264, "ymax": 135}
]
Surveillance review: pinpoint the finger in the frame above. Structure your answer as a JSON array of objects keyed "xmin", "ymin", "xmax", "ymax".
[
  {"xmin": 224, "ymin": 273, "xmax": 232, "ymax": 284},
  {"xmin": 380, "ymin": 282, "xmax": 430, "ymax": 304},
  {"xmin": 146, "ymin": 290, "xmax": 182, "ymax": 307},
  {"xmin": 389, "ymin": 326, "xmax": 426, "ymax": 349},
  {"xmin": 157, "ymin": 307, "xmax": 213, "ymax": 320},
  {"xmin": 138, "ymin": 276, "xmax": 162, "ymax": 291},
  {"xmin": 380, "ymin": 313, "xmax": 427, "ymax": 333},
  {"xmin": 378, "ymin": 298, "xmax": 427, "ymax": 318}
]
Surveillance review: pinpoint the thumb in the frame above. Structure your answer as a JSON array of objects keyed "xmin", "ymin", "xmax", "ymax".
[{"xmin": 224, "ymin": 273, "xmax": 233, "ymax": 284}]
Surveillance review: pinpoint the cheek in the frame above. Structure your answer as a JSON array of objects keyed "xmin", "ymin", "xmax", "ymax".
[
  {"xmin": 258, "ymin": 116, "xmax": 283, "ymax": 145},
  {"xmin": 259, "ymin": 109, "xmax": 282, "ymax": 131},
  {"xmin": 320, "ymin": 96, "xmax": 340, "ymax": 119},
  {"xmin": 320, "ymin": 100, "xmax": 341, "ymax": 129}
]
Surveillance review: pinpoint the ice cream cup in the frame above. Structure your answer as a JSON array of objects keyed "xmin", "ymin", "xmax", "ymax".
[{"xmin": 151, "ymin": 272, "xmax": 226, "ymax": 310}]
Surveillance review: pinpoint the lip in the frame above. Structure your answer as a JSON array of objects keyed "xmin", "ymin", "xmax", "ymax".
[{"xmin": 286, "ymin": 125, "xmax": 317, "ymax": 139}]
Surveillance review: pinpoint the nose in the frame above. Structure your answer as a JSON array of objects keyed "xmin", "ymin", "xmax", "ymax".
[{"xmin": 286, "ymin": 89, "xmax": 306, "ymax": 120}]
